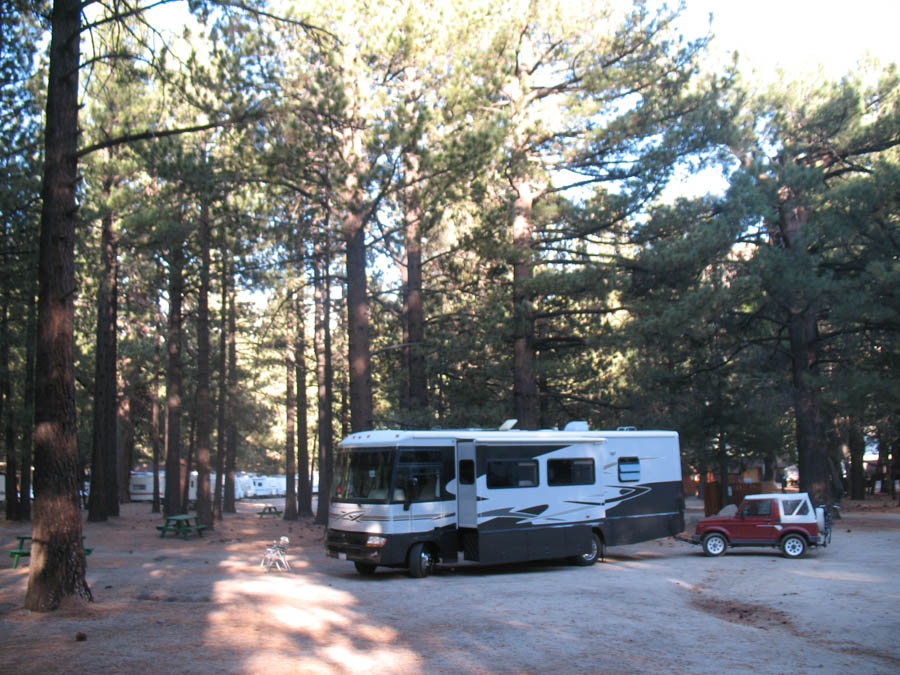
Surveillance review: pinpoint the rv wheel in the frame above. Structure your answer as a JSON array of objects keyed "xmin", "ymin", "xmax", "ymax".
[
  {"xmin": 573, "ymin": 532, "xmax": 603, "ymax": 566},
  {"xmin": 407, "ymin": 542, "xmax": 433, "ymax": 578},
  {"xmin": 354, "ymin": 561, "xmax": 377, "ymax": 576}
]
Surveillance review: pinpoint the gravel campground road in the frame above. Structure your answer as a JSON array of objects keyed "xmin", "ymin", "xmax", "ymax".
[{"xmin": 1, "ymin": 498, "xmax": 898, "ymax": 674}]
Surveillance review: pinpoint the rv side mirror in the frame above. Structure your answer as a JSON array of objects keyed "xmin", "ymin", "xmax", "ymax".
[{"xmin": 403, "ymin": 477, "xmax": 419, "ymax": 511}]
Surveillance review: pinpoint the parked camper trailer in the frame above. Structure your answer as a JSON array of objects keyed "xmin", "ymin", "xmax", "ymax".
[
  {"xmin": 251, "ymin": 475, "xmax": 275, "ymax": 497},
  {"xmin": 237, "ymin": 473, "xmax": 254, "ymax": 499},
  {"xmin": 129, "ymin": 471, "xmax": 160, "ymax": 502},
  {"xmin": 325, "ymin": 424, "xmax": 684, "ymax": 577}
]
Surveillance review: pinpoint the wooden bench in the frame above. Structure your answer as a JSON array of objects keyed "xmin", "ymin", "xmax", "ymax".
[
  {"xmin": 8, "ymin": 536, "xmax": 92, "ymax": 569},
  {"xmin": 257, "ymin": 506, "xmax": 282, "ymax": 518}
]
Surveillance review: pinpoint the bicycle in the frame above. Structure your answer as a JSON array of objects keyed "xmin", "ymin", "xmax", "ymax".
[{"xmin": 821, "ymin": 503, "xmax": 839, "ymax": 546}]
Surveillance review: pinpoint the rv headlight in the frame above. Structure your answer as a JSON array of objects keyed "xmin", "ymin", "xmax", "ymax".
[{"xmin": 366, "ymin": 535, "xmax": 387, "ymax": 548}]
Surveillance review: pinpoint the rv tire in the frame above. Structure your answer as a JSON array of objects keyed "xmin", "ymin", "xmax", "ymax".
[
  {"xmin": 573, "ymin": 532, "xmax": 602, "ymax": 566},
  {"xmin": 354, "ymin": 561, "xmax": 377, "ymax": 576},
  {"xmin": 407, "ymin": 542, "xmax": 433, "ymax": 578}
]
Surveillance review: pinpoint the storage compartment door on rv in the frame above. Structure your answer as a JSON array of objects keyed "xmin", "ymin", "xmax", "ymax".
[{"xmin": 456, "ymin": 441, "xmax": 477, "ymax": 528}]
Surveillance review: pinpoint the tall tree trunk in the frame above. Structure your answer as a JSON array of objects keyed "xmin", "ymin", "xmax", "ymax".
[
  {"xmin": 717, "ymin": 433, "xmax": 730, "ymax": 506},
  {"xmin": 779, "ymin": 194, "xmax": 829, "ymax": 505},
  {"xmin": 25, "ymin": 0, "xmax": 92, "ymax": 610},
  {"xmin": 403, "ymin": 152, "xmax": 428, "ymax": 419},
  {"xmin": 224, "ymin": 271, "xmax": 238, "ymax": 513},
  {"xmin": 214, "ymin": 239, "xmax": 228, "ymax": 520},
  {"xmin": 87, "ymin": 195, "xmax": 119, "ymax": 521},
  {"xmin": 344, "ymin": 205, "xmax": 373, "ymax": 432},
  {"xmin": 2, "ymin": 294, "xmax": 20, "ymax": 521},
  {"xmin": 20, "ymin": 288, "xmax": 37, "ymax": 521},
  {"xmin": 790, "ymin": 309, "xmax": 829, "ymax": 505},
  {"xmin": 511, "ymin": 180, "xmax": 538, "ymax": 430},
  {"xmin": 164, "ymin": 244, "xmax": 184, "ymax": 516},
  {"xmin": 283, "ymin": 290, "xmax": 298, "ymax": 521},
  {"xmin": 151, "ymin": 369, "xmax": 161, "ymax": 514},
  {"xmin": 116, "ymin": 392, "xmax": 134, "ymax": 502},
  {"xmin": 314, "ymin": 249, "xmax": 334, "ymax": 525},
  {"xmin": 296, "ymin": 289, "xmax": 312, "ymax": 517},
  {"xmin": 195, "ymin": 203, "xmax": 213, "ymax": 529},
  {"xmin": 182, "ymin": 415, "xmax": 194, "ymax": 510}
]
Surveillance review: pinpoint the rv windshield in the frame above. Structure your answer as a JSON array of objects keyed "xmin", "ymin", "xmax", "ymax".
[{"xmin": 331, "ymin": 448, "xmax": 396, "ymax": 502}]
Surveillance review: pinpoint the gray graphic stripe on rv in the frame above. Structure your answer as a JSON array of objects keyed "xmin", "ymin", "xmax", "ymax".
[
  {"xmin": 604, "ymin": 485, "xmax": 651, "ymax": 505},
  {"xmin": 481, "ymin": 505, "xmax": 548, "ymax": 518}
]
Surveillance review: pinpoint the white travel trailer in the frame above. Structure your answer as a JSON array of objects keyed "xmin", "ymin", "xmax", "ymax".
[
  {"xmin": 251, "ymin": 475, "xmax": 275, "ymax": 497},
  {"xmin": 325, "ymin": 423, "xmax": 684, "ymax": 577},
  {"xmin": 129, "ymin": 471, "xmax": 161, "ymax": 502}
]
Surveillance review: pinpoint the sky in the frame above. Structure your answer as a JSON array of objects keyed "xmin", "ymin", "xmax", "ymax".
[{"xmin": 673, "ymin": 0, "xmax": 899, "ymax": 82}]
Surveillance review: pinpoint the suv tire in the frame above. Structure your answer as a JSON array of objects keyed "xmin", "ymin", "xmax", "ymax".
[
  {"xmin": 781, "ymin": 534, "xmax": 807, "ymax": 559},
  {"xmin": 702, "ymin": 532, "xmax": 727, "ymax": 557}
]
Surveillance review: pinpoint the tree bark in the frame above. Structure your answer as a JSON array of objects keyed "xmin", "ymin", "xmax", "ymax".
[
  {"xmin": 151, "ymin": 370, "xmax": 161, "ymax": 514},
  {"xmin": 790, "ymin": 309, "xmax": 829, "ymax": 505},
  {"xmin": 214, "ymin": 237, "xmax": 228, "ymax": 520},
  {"xmin": 25, "ymin": 0, "xmax": 92, "ymax": 610},
  {"xmin": 195, "ymin": 202, "xmax": 213, "ymax": 528},
  {"xmin": 344, "ymin": 204, "xmax": 373, "ymax": 432},
  {"xmin": 314, "ymin": 248, "xmax": 334, "ymax": 525},
  {"xmin": 283, "ymin": 291, "xmax": 298, "ymax": 521},
  {"xmin": 164, "ymin": 244, "xmax": 184, "ymax": 516},
  {"xmin": 20, "ymin": 288, "xmax": 37, "ymax": 521},
  {"xmin": 182, "ymin": 415, "xmax": 194, "ymax": 510},
  {"xmin": 403, "ymin": 152, "xmax": 428, "ymax": 419},
  {"xmin": 511, "ymin": 179, "xmax": 538, "ymax": 430},
  {"xmin": 2, "ymin": 293, "xmax": 19, "ymax": 521},
  {"xmin": 224, "ymin": 270, "xmax": 238, "ymax": 513},
  {"xmin": 116, "ymin": 392, "xmax": 134, "ymax": 503},
  {"xmin": 296, "ymin": 291, "xmax": 312, "ymax": 517},
  {"xmin": 87, "ymin": 183, "xmax": 119, "ymax": 521}
]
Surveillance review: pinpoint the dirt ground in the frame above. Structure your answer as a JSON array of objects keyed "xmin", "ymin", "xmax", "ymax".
[{"xmin": 1, "ymin": 495, "xmax": 899, "ymax": 674}]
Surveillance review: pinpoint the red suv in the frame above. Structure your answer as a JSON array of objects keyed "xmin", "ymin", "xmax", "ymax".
[{"xmin": 691, "ymin": 493, "xmax": 830, "ymax": 558}]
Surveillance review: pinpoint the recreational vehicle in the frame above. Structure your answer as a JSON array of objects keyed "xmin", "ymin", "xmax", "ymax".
[
  {"xmin": 325, "ymin": 423, "xmax": 684, "ymax": 577},
  {"xmin": 130, "ymin": 471, "xmax": 242, "ymax": 503}
]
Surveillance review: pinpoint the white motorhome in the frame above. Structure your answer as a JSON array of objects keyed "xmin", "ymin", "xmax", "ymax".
[{"xmin": 325, "ymin": 423, "xmax": 684, "ymax": 577}]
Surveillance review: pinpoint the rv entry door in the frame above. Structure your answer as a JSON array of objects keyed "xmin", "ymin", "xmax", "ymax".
[{"xmin": 457, "ymin": 441, "xmax": 477, "ymax": 528}]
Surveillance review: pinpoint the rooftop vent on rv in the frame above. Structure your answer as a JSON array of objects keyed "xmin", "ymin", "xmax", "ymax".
[
  {"xmin": 564, "ymin": 421, "xmax": 589, "ymax": 431},
  {"xmin": 499, "ymin": 419, "xmax": 518, "ymax": 430}
]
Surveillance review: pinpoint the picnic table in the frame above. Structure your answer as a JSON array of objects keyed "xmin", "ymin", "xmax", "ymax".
[
  {"xmin": 156, "ymin": 514, "xmax": 207, "ymax": 540},
  {"xmin": 8, "ymin": 535, "xmax": 93, "ymax": 569},
  {"xmin": 257, "ymin": 505, "xmax": 283, "ymax": 518}
]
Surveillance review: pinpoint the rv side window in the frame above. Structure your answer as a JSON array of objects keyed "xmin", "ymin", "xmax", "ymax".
[
  {"xmin": 459, "ymin": 460, "xmax": 475, "ymax": 485},
  {"xmin": 618, "ymin": 457, "xmax": 640, "ymax": 482},
  {"xmin": 486, "ymin": 460, "xmax": 538, "ymax": 488},
  {"xmin": 547, "ymin": 459, "xmax": 595, "ymax": 486}
]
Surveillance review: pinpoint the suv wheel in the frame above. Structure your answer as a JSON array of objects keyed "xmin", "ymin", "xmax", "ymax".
[
  {"xmin": 781, "ymin": 534, "xmax": 807, "ymax": 559},
  {"xmin": 702, "ymin": 532, "xmax": 727, "ymax": 557}
]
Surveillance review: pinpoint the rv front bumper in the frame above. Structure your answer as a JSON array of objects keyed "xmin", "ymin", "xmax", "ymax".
[{"xmin": 327, "ymin": 528, "xmax": 411, "ymax": 565}]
